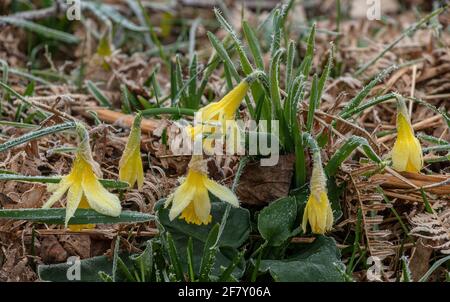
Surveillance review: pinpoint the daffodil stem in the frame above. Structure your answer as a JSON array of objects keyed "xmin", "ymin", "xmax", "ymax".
[
  {"xmin": 212, "ymin": 156, "xmax": 250, "ymax": 249},
  {"xmin": 0, "ymin": 122, "xmax": 76, "ymax": 153}
]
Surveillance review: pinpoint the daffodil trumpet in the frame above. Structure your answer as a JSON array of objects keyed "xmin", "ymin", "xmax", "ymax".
[
  {"xmin": 119, "ymin": 113, "xmax": 144, "ymax": 190},
  {"xmin": 302, "ymin": 155, "xmax": 333, "ymax": 235},
  {"xmin": 42, "ymin": 123, "xmax": 122, "ymax": 228},
  {"xmin": 391, "ymin": 97, "xmax": 423, "ymax": 173},
  {"xmin": 165, "ymin": 155, "xmax": 239, "ymax": 225}
]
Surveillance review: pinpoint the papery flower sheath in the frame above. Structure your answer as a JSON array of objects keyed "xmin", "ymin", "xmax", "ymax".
[
  {"xmin": 42, "ymin": 123, "xmax": 122, "ymax": 227},
  {"xmin": 165, "ymin": 155, "xmax": 239, "ymax": 225},
  {"xmin": 119, "ymin": 113, "xmax": 144, "ymax": 190},
  {"xmin": 302, "ymin": 160, "xmax": 333, "ymax": 234},
  {"xmin": 391, "ymin": 99, "xmax": 423, "ymax": 173}
]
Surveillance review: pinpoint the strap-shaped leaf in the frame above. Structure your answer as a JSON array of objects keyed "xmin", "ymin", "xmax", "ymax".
[
  {"xmin": 0, "ymin": 174, "xmax": 128, "ymax": 189},
  {"xmin": 0, "ymin": 208, "xmax": 154, "ymax": 225},
  {"xmin": 0, "ymin": 122, "xmax": 76, "ymax": 152},
  {"xmin": 325, "ymin": 136, "xmax": 382, "ymax": 176}
]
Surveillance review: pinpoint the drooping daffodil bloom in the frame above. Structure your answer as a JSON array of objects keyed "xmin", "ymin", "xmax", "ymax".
[
  {"xmin": 302, "ymin": 159, "xmax": 333, "ymax": 235},
  {"xmin": 119, "ymin": 112, "xmax": 144, "ymax": 190},
  {"xmin": 42, "ymin": 123, "xmax": 122, "ymax": 228},
  {"xmin": 165, "ymin": 155, "xmax": 239, "ymax": 225},
  {"xmin": 186, "ymin": 76, "xmax": 254, "ymax": 154},
  {"xmin": 391, "ymin": 98, "xmax": 423, "ymax": 173}
]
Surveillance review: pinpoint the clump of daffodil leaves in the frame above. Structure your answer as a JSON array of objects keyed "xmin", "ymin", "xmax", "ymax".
[
  {"xmin": 164, "ymin": 75, "xmax": 258, "ymax": 225},
  {"xmin": 42, "ymin": 123, "xmax": 121, "ymax": 228}
]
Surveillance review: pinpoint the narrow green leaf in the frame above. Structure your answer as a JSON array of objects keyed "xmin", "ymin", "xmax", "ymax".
[
  {"xmin": 340, "ymin": 65, "xmax": 397, "ymax": 117},
  {"xmin": 198, "ymin": 224, "xmax": 220, "ymax": 281},
  {"xmin": 206, "ymin": 31, "xmax": 240, "ymax": 81},
  {"xmin": 214, "ymin": 8, "xmax": 253, "ymax": 75},
  {"xmin": 0, "ymin": 122, "xmax": 76, "ymax": 153},
  {"xmin": 0, "ymin": 174, "xmax": 129, "ymax": 189},
  {"xmin": 242, "ymin": 21, "xmax": 264, "ymax": 70},
  {"xmin": 86, "ymin": 80, "xmax": 112, "ymax": 108},
  {"xmin": 186, "ymin": 237, "xmax": 196, "ymax": 282},
  {"xmin": 0, "ymin": 17, "xmax": 80, "ymax": 44},
  {"xmin": 0, "ymin": 209, "xmax": 154, "ymax": 225},
  {"xmin": 325, "ymin": 136, "xmax": 381, "ymax": 176},
  {"xmin": 166, "ymin": 232, "xmax": 185, "ymax": 281}
]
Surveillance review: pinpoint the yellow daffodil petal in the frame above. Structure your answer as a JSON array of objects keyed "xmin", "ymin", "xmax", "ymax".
[
  {"xmin": 302, "ymin": 160, "xmax": 333, "ymax": 235},
  {"xmin": 392, "ymin": 112, "xmax": 423, "ymax": 173},
  {"xmin": 193, "ymin": 187, "xmax": 211, "ymax": 224},
  {"xmin": 68, "ymin": 197, "xmax": 96, "ymax": 231},
  {"xmin": 204, "ymin": 178, "xmax": 239, "ymax": 207},
  {"xmin": 135, "ymin": 152, "xmax": 144, "ymax": 190},
  {"xmin": 180, "ymin": 202, "xmax": 211, "ymax": 225},
  {"xmin": 42, "ymin": 176, "xmax": 72, "ymax": 209},
  {"xmin": 82, "ymin": 171, "xmax": 121, "ymax": 217},
  {"xmin": 169, "ymin": 183, "xmax": 196, "ymax": 221},
  {"xmin": 302, "ymin": 192, "xmax": 333, "ymax": 234},
  {"xmin": 64, "ymin": 180, "xmax": 83, "ymax": 227},
  {"xmin": 119, "ymin": 114, "xmax": 144, "ymax": 190}
]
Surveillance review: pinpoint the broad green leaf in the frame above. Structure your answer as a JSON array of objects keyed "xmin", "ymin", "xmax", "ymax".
[
  {"xmin": 38, "ymin": 253, "xmax": 135, "ymax": 282},
  {"xmin": 156, "ymin": 197, "xmax": 250, "ymax": 249},
  {"xmin": 258, "ymin": 197, "xmax": 298, "ymax": 246},
  {"xmin": 259, "ymin": 236, "xmax": 345, "ymax": 282}
]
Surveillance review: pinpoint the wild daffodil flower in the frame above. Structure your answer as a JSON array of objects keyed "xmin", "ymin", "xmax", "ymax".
[
  {"xmin": 165, "ymin": 155, "xmax": 239, "ymax": 225},
  {"xmin": 119, "ymin": 113, "xmax": 144, "ymax": 190},
  {"xmin": 302, "ymin": 160, "xmax": 333, "ymax": 234},
  {"xmin": 186, "ymin": 78, "xmax": 250, "ymax": 153},
  {"xmin": 42, "ymin": 123, "xmax": 122, "ymax": 228},
  {"xmin": 391, "ymin": 98, "xmax": 423, "ymax": 173}
]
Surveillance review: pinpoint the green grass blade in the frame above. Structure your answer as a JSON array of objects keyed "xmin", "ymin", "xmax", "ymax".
[
  {"xmin": 0, "ymin": 17, "xmax": 80, "ymax": 44},
  {"xmin": 86, "ymin": 80, "xmax": 112, "ymax": 108},
  {"xmin": 419, "ymin": 255, "xmax": 450, "ymax": 282}
]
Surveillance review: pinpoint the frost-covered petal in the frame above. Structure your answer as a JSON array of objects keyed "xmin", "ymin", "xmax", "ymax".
[
  {"xmin": 82, "ymin": 171, "xmax": 121, "ymax": 217},
  {"xmin": 42, "ymin": 176, "xmax": 72, "ymax": 209},
  {"xmin": 169, "ymin": 183, "xmax": 196, "ymax": 221},
  {"xmin": 193, "ymin": 187, "xmax": 211, "ymax": 224},
  {"xmin": 204, "ymin": 178, "xmax": 239, "ymax": 207},
  {"xmin": 64, "ymin": 180, "xmax": 83, "ymax": 227}
]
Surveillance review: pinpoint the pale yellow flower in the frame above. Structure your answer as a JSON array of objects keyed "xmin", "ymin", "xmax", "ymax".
[
  {"xmin": 187, "ymin": 80, "xmax": 250, "ymax": 152},
  {"xmin": 119, "ymin": 113, "xmax": 144, "ymax": 190},
  {"xmin": 42, "ymin": 123, "xmax": 121, "ymax": 227},
  {"xmin": 302, "ymin": 161, "xmax": 333, "ymax": 234},
  {"xmin": 391, "ymin": 100, "xmax": 423, "ymax": 173},
  {"xmin": 165, "ymin": 155, "xmax": 239, "ymax": 225}
]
